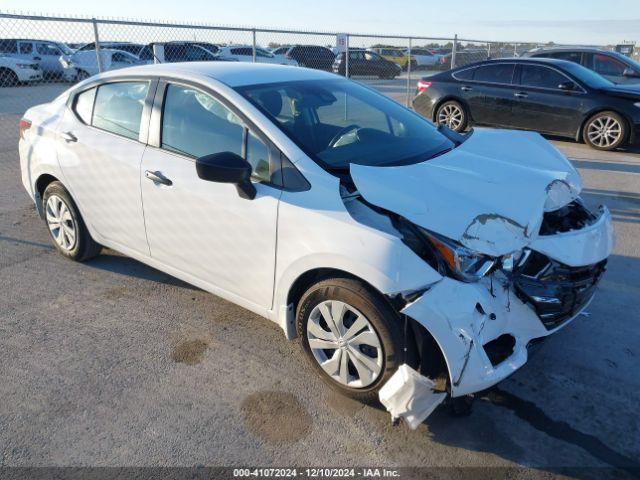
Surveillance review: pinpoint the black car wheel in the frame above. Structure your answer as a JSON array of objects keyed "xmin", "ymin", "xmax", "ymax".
[
  {"xmin": 583, "ymin": 111, "xmax": 627, "ymax": 151},
  {"xmin": 436, "ymin": 100, "xmax": 467, "ymax": 132},
  {"xmin": 0, "ymin": 68, "xmax": 19, "ymax": 87}
]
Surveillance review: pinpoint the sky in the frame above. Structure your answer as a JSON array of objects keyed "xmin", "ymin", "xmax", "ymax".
[{"xmin": 2, "ymin": 0, "xmax": 640, "ymax": 45}]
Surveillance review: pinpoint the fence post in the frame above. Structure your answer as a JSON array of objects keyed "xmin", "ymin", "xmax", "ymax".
[
  {"xmin": 252, "ymin": 29, "xmax": 256, "ymax": 62},
  {"xmin": 92, "ymin": 18, "xmax": 104, "ymax": 73},
  {"xmin": 487, "ymin": 42, "xmax": 492, "ymax": 60},
  {"xmin": 345, "ymin": 34, "xmax": 350, "ymax": 78},
  {"xmin": 514, "ymin": 42, "xmax": 518, "ymax": 57},
  {"xmin": 406, "ymin": 37, "xmax": 412, "ymax": 107},
  {"xmin": 451, "ymin": 34, "xmax": 458, "ymax": 69}
]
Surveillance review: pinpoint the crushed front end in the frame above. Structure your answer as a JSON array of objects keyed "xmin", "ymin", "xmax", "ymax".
[{"xmin": 400, "ymin": 202, "xmax": 614, "ymax": 398}]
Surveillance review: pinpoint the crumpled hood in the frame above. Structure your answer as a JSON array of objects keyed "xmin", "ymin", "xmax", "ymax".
[{"xmin": 350, "ymin": 129, "xmax": 582, "ymax": 257}]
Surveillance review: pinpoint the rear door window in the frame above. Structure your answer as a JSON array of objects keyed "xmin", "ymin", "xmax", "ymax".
[
  {"xmin": 472, "ymin": 63, "xmax": 515, "ymax": 84},
  {"xmin": 92, "ymin": 82, "xmax": 150, "ymax": 140},
  {"xmin": 18, "ymin": 42, "xmax": 33, "ymax": 54},
  {"xmin": 519, "ymin": 65, "xmax": 567, "ymax": 89},
  {"xmin": 548, "ymin": 51, "xmax": 582, "ymax": 64}
]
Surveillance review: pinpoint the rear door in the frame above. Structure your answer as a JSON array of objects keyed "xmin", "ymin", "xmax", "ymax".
[
  {"xmin": 510, "ymin": 64, "xmax": 584, "ymax": 135},
  {"xmin": 56, "ymin": 79, "xmax": 155, "ymax": 255},
  {"xmin": 457, "ymin": 63, "xmax": 517, "ymax": 126}
]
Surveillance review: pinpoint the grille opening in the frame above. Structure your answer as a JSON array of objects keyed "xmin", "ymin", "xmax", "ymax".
[
  {"xmin": 483, "ymin": 334, "xmax": 516, "ymax": 367},
  {"xmin": 539, "ymin": 201, "xmax": 597, "ymax": 236}
]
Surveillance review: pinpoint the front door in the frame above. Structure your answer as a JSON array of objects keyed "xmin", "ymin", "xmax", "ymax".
[
  {"xmin": 56, "ymin": 80, "xmax": 153, "ymax": 255},
  {"xmin": 140, "ymin": 82, "xmax": 280, "ymax": 309},
  {"xmin": 510, "ymin": 64, "xmax": 584, "ymax": 136}
]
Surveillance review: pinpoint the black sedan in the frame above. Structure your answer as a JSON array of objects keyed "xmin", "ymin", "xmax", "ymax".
[
  {"xmin": 413, "ymin": 58, "xmax": 640, "ymax": 150},
  {"xmin": 333, "ymin": 49, "xmax": 401, "ymax": 79}
]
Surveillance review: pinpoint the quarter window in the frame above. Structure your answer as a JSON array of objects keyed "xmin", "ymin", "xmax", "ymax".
[
  {"xmin": 73, "ymin": 87, "xmax": 96, "ymax": 124},
  {"xmin": 519, "ymin": 65, "xmax": 567, "ymax": 89},
  {"xmin": 472, "ymin": 63, "xmax": 515, "ymax": 84},
  {"xmin": 92, "ymin": 82, "xmax": 149, "ymax": 140}
]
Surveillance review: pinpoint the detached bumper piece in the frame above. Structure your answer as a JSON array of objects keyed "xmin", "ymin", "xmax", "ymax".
[{"xmin": 513, "ymin": 250, "xmax": 606, "ymax": 330}]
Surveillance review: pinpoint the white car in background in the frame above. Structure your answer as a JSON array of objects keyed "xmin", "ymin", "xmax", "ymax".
[
  {"xmin": 0, "ymin": 55, "xmax": 42, "ymax": 86},
  {"xmin": 406, "ymin": 48, "xmax": 442, "ymax": 68},
  {"xmin": 217, "ymin": 45, "xmax": 298, "ymax": 66},
  {"xmin": 19, "ymin": 63, "xmax": 613, "ymax": 424},
  {"xmin": 59, "ymin": 49, "xmax": 145, "ymax": 81}
]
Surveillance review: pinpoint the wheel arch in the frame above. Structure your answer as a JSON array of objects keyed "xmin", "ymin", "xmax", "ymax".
[
  {"xmin": 283, "ymin": 266, "xmax": 451, "ymax": 386},
  {"xmin": 33, "ymin": 173, "xmax": 60, "ymax": 218},
  {"xmin": 432, "ymin": 95, "xmax": 471, "ymax": 123}
]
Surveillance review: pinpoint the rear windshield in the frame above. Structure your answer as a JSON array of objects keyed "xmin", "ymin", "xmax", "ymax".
[
  {"xmin": 236, "ymin": 78, "xmax": 453, "ymax": 171},
  {"xmin": 561, "ymin": 61, "xmax": 614, "ymax": 89}
]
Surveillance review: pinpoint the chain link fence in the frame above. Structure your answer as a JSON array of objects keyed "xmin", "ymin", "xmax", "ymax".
[{"xmin": 0, "ymin": 12, "xmax": 620, "ymax": 120}]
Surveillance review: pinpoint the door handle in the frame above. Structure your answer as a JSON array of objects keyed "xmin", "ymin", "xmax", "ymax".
[
  {"xmin": 33, "ymin": 56, "xmax": 42, "ymax": 61},
  {"xmin": 461, "ymin": 85, "xmax": 473, "ymax": 92},
  {"xmin": 60, "ymin": 131, "xmax": 77, "ymax": 143},
  {"xmin": 145, "ymin": 170, "xmax": 173, "ymax": 186},
  {"xmin": 514, "ymin": 92, "xmax": 528, "ymax": 98}
]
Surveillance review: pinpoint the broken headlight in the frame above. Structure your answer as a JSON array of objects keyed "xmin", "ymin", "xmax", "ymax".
[{"xmin": 419, "ymin": 229, "xmax": 497, "ymax": 282}]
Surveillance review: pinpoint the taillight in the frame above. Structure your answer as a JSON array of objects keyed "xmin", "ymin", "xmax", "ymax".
[
  {"xmin": 19, "ymin": 118, "xmax": 31, "ymax": 139},
  {"xmin": 416, "ymin": 80, "xmax": 432, "ymax": 93}
]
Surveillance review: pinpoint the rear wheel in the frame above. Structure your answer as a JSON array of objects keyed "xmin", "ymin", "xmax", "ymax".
[
  {"xmin": 42, "ymin": 181, "xmax": 102, "ymax": 261},
  {"xmin": 76, "ymin": 69, "xmax": 90, "ymax": 82},
  {"xmin": 436, "ymin": 100, "xmax": 467, "ymax": 132},
  {"xmin": 583, "ymin": 111, "xmax": 627, "ymax": 151},
  {"xmin": 0, "ymin": 68, "xmax": 19, "ymax": 87},
  {"xmin": 296, "ymin": 278, "xmax": 408, "ymax": 403}
]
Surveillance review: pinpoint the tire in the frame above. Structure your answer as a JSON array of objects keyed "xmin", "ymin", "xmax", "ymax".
[
  {"xmin": 582, "ymin": 111, "xmax": 627, "ymax": 151},
  {"xmin": 42, "ymin": 181, "xmax": 102, "ymax": 262},
  {"xmin": 75, "ymin": 70, "xmax": 90, "ymax": 82},
  {"xmin": 296, "ymin": 277, "xmax": 410, "ymax": 403},
  {"xmin": 0, "ymin": 68, "xmax": 19, "ymax": 87},
  {"xmin": 435, "ymin": 100, "xmax": 467, "ymax": 132}
]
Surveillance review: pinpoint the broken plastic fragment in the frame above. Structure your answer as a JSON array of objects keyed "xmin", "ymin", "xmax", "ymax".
[{"xmin": 378, "ymin": 364, "xmax": 447, "ymax": 429}]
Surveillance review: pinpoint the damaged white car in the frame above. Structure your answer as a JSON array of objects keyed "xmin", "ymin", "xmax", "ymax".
[{"xmin": 19, "ymin": 63, "xmax": 614, "ymax": 425}]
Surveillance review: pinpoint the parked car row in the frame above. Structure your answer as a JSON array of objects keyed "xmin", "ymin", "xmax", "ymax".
[{"xmin": 413, "ymin": 57, "xmax": 640, "ymax": 151}]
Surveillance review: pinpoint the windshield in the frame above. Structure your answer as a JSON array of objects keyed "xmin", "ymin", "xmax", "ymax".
[
  {"xmin": 57, "ymin": 42, "xmax": 74, "ymax": 55},
  {"xmin": 236, "ymin": 79, "xmax": 453, "ymax": 170},
  {"xmin": 561, "ymin": 61, "xmax": 615, "ymax": 89}
]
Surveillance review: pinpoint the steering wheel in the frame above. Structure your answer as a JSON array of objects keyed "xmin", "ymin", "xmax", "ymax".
[{"xmin": 328, "ymin": 124, "xmax": 361, "ymax": 148}]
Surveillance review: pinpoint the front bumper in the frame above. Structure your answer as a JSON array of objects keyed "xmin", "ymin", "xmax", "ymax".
[{"xmin": 401, "ymin": 205, "xmax": 614, "ymax": 397}]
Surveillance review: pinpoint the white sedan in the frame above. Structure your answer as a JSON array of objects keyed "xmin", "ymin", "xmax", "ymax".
[
  {"xmin": 19, "ymin": 63, "xmax": 613, "ymax": 422},
  {"xmin": 217, "ymin": 45, "xmax": 298, "ymax": 66},
  {"xmin": 59, "ymin": 49, "xmax": 146, "ymax": 81}
]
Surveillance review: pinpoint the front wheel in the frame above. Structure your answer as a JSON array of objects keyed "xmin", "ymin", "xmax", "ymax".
[
  {"xmin": 436, "ymin": 100, "xmax": 467, "ymax": 132},
  {"xmin": 296, "ymin": 278, "xmax": 409, "ymax": 403},
  {"xmin": 42, "ymin": 181, "xmax": 102, "ymax": 261},
  {"xmin": 75, "ymin": 70, "xmax": 90, "ymax": 82},
  {"xmin": 583, "ymin": 111, "xmax": 627, "ymax": 151}
]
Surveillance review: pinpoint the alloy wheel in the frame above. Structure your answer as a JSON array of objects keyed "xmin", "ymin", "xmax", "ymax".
[
  {"xmin": 306, "ymin": 300, "xmax": 383, "ymax": 388},
  {"xmin": 587, "ymin": 115, "xmax": 622, "ymax": 149},
  {"xmin": 45, "ymin": 194, "xmax": 77, "ymax": 251},
  {"xmin": 437, "ymin": 104, "xmax": 464, "ymax": 131}
]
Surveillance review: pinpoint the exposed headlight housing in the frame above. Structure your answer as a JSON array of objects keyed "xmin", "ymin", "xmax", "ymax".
[
  {"xmin": 544, "ymin": 180, "xmax": 575, "ymax": 212},
  {"xmin": 419, "ymin": 228, "xmax": 497, "ymax": 282}
]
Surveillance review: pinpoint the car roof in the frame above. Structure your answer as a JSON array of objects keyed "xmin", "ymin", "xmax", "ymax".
[
  {"xmin": 96, "ymin": 61, "xmax": 337, "ymax": 87},
  {"xmin": 525, "ymin": 46, "xmax": 615, "ymax": 55}
]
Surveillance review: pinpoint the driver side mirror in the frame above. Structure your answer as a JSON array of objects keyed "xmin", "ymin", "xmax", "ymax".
[
  {"xmin": 623, "ymin": 67, "xmax": 640, "ymax": 78},
  {"xmin": 558, "ymin": 81, "xmax": 577, "ymax": 91},
  {"xmin": 196, "ymin": 151, "xmax": 256, "ymax": 200}
]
